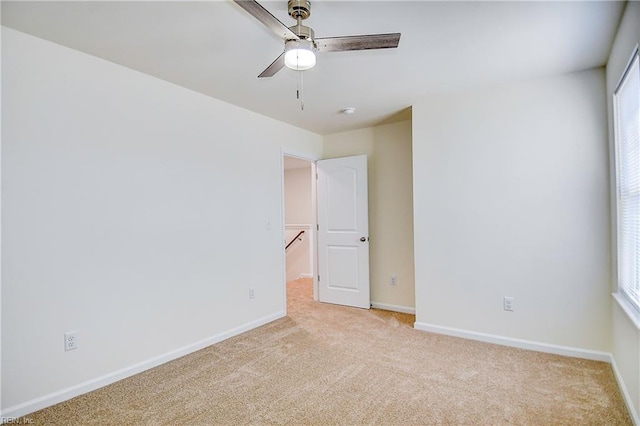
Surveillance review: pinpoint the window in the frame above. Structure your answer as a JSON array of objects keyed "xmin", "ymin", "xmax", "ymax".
[{"xmin": 615, "ymin": 47, "xmax": 640, "ymax": 310}]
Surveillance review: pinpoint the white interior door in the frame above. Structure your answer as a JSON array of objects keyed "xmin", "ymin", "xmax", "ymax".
[{"xmin": 317, "ymin": 155, "xmax": 370, "ymax": 309}]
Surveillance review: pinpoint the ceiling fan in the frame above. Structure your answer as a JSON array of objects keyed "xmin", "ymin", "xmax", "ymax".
[{"xmin": 234, "ymin": 0, "xmax": 401, "ymax": 78}]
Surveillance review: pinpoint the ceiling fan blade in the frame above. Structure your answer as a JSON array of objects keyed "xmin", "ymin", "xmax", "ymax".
[
  {"xmin": 234, "ymin": 1, "xmax": 299, "ymax": 41},
  {"xmin": 316, "ymin": 33, "xmax": 401, "ymax": 53},
  {"xmin": 258, "ymin": 52, "xmax": 285, "ymax": 78}
]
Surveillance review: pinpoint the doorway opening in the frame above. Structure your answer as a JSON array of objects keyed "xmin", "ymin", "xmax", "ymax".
[{"xmin": 283, "ymin": 155, "xmax": 317, "ymax": 311}]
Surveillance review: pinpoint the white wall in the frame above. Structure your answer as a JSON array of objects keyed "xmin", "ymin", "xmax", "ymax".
[
  {"xmin": 284, "ymin": 166, "xmax": 313, "ymax": 225},
  {"xmin": 0, "ymin": 22, "xmax": 4, "ymax": 414},
  {"xmin": 324, "ymin": 120, "xmax": 415, "ymax": 313},
  {"xmin": 606, "ymin": 2, "xmax": 640, "ymax": 421},
  {"xmin": 1, "ymin": 28, "xmax": 322, "ymax": 416},
  {"xmin": 284, "ymin": 165, "xmax": 313, "ymax": 282},
  {"xmin": 413, "ymin": 69, "xmax": 611, "ymax": 354}
]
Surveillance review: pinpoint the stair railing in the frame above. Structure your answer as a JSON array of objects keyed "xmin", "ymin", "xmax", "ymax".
[{"xmin": 285, "ymin": 230, "xmax": 305, "ymax": 250}]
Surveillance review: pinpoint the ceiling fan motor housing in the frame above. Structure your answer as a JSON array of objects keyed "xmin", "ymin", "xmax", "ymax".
[
  {"xmin": 288, "ymin": 0, "xmax": 311, "ymax": 20},
  {"xmin": 289, "ymin": 23, "xmax": 315, "ymax": 41}
]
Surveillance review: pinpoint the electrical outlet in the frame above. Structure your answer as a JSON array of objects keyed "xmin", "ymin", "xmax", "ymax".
[
  {"xmin": 64, "ymin": 331, "xmax": 78, "ymax": 351},
  {"xmin": 503, "ymin": 297, "xmax": 514, "ymax": 312},
  {"xmin": 390, "ymin": 275, "xmax": 398, "ymax": 286},
  {"xmin": 249, "ymin": 288, "xmax": 256, "ymax": 299}
]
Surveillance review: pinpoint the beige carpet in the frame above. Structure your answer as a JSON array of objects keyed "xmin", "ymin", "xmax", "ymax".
[{"xmin": 22, "ymin": 278, "xmax": 631, "ymax": 425}]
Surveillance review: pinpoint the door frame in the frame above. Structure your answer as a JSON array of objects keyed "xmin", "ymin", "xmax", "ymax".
[{"xmin": 281, "ymin": 149, "xmax": 319, "ymax": 314}]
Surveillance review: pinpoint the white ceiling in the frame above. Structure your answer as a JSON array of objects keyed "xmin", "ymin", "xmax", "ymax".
[{"xmin": 1, "ymin": 1, "xmax": 625, "ymax": 135}]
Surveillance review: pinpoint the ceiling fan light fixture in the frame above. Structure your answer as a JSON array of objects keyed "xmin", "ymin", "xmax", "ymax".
[{"xmin": 284, "ymin": 39, "xmax": 316, "ymax": 71}]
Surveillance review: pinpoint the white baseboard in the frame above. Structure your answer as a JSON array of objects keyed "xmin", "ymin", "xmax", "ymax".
[
  {"xmin": 610, "ymin": 355, "xmax": 640, "ymax": 425},
  {"xmin": 371, "ymin": 302, "xmax": 415, "ymax": 315},
  {"xmin": 413, "ymin": 322, "xmax": 611, "ymax": 362},
  {"xmin": 1, "ymin": 312, "xmax": 285, "ymax": 420},
  {"xmin": 298, "ymin": 273, "xmax": 313, "ymax": 279}
]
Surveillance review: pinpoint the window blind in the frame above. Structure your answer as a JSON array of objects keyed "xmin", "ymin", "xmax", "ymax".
[{"xmin": 615, "ymin": 49, "xmax": 640, "ymax": 310}]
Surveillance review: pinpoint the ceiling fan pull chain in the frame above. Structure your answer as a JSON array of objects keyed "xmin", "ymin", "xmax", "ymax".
[
  {"xmin": 296, "ymin": 64, "xmax": 300, "ymax": 101},
  {"xmin": 299, "ymin": 69, "xmax": 304, "ymax": 110}
]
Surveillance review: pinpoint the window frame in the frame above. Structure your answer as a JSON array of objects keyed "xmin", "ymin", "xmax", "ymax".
[{"xmin": 613, "ymin": 45, "xmax": 640, "ymax": 320}]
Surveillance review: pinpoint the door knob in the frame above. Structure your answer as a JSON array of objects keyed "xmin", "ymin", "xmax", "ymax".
[{"xmin": 360, "ymin": 237, "xmax": 367, "ymax": 242}]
